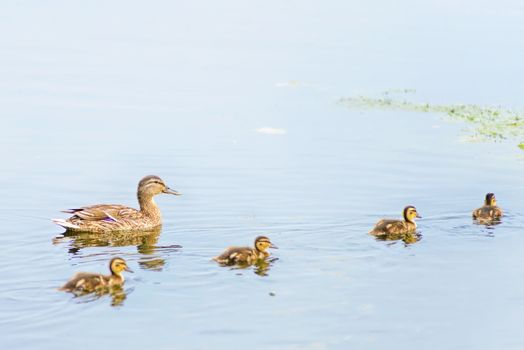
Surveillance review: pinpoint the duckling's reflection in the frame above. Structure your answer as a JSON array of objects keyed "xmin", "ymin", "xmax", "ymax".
[
  {"xmin": 374, "ymin": 231, "xmax": 422, "ymax": 245},
  {"xmin": 74, "ymin": 285, "xmax": 132, "ymax": 307},
  {"xmin": 53, "ymin": 227, "xmax": 181, "ymax": 271},
  {"xmin": 253, "ymin": 257, "xmax": 278, "ymax": 276},
  {"xmin": 228, "ymin": 257, "xmax": 279, "ymax": 276},
  {"xmin": 473, "ymin": 218, "xmax": 502, "ymax": 227},
  {"xmin": 473, "ymin": 220, "xmax": 500, "ymax": 238}
]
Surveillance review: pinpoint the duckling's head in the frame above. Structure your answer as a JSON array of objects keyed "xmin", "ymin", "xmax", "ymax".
[
  {"xmin": 403, "ymin": 206, "xmax": 421, "ymax": 223},
  {"xmin": 138, "ymin": 175, "xmax": 180, "ymax": 197},
  {"xmin": 254, "ymin": 236, "xmax": 278, "ymax": 252},
  {"xmin": 109, "ymin": 257, "xmax": 133, "ymax": 275},
  {"xmin": 485, "ymin": 193, "xmax": 497, "ymax": 206}
]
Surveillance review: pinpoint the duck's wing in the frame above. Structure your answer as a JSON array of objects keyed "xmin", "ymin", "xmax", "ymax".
[
  {"xmin": 473, "ymin": 206, "xmax": 503, "ymax": 220},
  {"xmin": 472, "ymin": 207, "xmax": 483, "ymax": 219},
  {"xmin": 369, "ymin": 219, "xmax": 406, "ymax": 235},
  {"xmin": 59, "ymin": 272, "xmax": 106, "ymax": 292},
  {"xmin": 213, "ymin": 246, "xmax": 252, "ymax": 264},
  {"xmin": 63, "ymin": 204, "xmax": 140, "ymax": 222}
]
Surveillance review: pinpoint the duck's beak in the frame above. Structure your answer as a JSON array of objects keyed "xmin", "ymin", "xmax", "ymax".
[
  {"xmin": 124, "ymin": 266, "xmax": 134, "ymax": 273},
  {"xmin": 269, "ymin": 242, "xmax": 279, "ymax": 249},
  {"xmin": 163, "ymin": 187, "xmax": 181, "ymax": 195},
  {"xmin": 416, "ymin": 213, "xmax": 422, "ymax": 218}
]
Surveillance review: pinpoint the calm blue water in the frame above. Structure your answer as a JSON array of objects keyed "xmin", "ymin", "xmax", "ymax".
[{"xmin": 1, "ymin": 1, "xmax": 524, "ymax": 349}]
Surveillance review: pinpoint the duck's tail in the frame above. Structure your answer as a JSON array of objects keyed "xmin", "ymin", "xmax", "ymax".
[{"xmin": 52, "ymin": 219, "xmax": 80, "ymax": 230}]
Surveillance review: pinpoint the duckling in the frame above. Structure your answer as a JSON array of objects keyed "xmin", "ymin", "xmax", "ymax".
[
  {"xmin": 53, "ymin": 175, "xmax": 180, "ymax": 233},
  {"xmin": 369, "ymin": 205, "xmax": 421, "ymax": 237},
  {"xmin": 59, "ymin": 257, "xmax": 133, "ymax": 294},
  {"xmin": 472, "ymin": 193, "xmax": 503, "ymax": 222},
  {"xmin": 213, "ymin": 236, "xmax": 278, "ymax": 266}
]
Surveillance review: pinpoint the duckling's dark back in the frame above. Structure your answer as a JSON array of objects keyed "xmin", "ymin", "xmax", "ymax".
[
  {"xmin": 473, "ymin": 206, "xmax": 503, "ymax": 220},
  {"xmin": 370, "ymin": 219, "xmax": 415, "ymax": 236},
  {"xmin": 59, "ymin": 272, "xmax": 106, "ymax": 292},
  {"xmin": 214, "ymin": 246, "xmax": 253, "ymax": 264}
]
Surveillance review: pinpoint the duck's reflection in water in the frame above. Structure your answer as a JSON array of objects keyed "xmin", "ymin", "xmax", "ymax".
[
  {"xmin": 374, "ymin": 231, "xmax": 422, "ymax": 245},
  {"xmin": 137, "ymin": 257, "xmax": 166, "ymax": 271},
  {"xmin": 53, "ymin": 227, "xmax": 181, "ymax": 271},
  {"xmin": 474, "ymin": 218, "xmax": 502, "ymax": 227},
  {"xmin": 228, "ymin": 257, "xmax": 279, "ymax": 277},
  {"xmin": 74, "ymin": 285, "xmax": 132, "ymax": 307},
  {"xmin": 473, "ymin": 219, "xmax": 501, "ymax": 238},
  {"xmin": 253, "ymin": 257, "xmax": 278, "ymax": 276}
]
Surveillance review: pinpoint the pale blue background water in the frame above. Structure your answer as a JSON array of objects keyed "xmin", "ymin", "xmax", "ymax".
[{"xmin": 1, "ymin": 1, "xmax": 524, "ymax": 349}]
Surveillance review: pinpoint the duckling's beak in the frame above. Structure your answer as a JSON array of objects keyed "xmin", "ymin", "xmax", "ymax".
[
  {"xmin": 124, "ymin": 266, "xmax": 134, "ymax": 273},
  {"xmin": 163, "ymin": 187, "xmax": 181, "ymax": 195},
  {"xmin": 269, "ymin": 242, "xmax": 278, "ymax": 249},
  {"xmin": 416, "ymin": 213, "xmax": 422, "ymax": 218}
]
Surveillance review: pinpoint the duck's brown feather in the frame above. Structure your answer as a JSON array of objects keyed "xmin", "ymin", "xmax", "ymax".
[
  {"xmin": 472, "ymin": 205, "xmax": 503, "ymax": 221},
  {"xmin": 59, "ymin": 272, "xmax": 123, "ymax": 293},
  {"xmin": 64, "ymin": 204, "xmax": 140, "ymax": 221},
  {"xmin": 369, "ymin": 219, "xmax": 416, "ymax": 236},
  {"xmin": 57, "ymin": 204, "xmax": 161, "ymax": 233},
  {"xmin": 54, "ymin": 175, "xmax": 178, "ymax": 233},
  {"xmin": 213, "ymin": 246, "xmax": 266, "ymax": 265}
]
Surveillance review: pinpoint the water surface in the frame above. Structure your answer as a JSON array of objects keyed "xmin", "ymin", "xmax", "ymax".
[{"xmin": 1, "ymin": 1, "xmax": 524, "ymax": 349}]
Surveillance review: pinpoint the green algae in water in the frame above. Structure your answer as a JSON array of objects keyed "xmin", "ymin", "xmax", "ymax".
[{"xmin": 339, "ymin": 94, "xmax": 524, "ymax": 149}]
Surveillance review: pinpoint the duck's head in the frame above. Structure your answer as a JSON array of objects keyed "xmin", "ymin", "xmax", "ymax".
[
  {"xmin": 138, "ymin": 175, "xmax": 180, "ymax": 197},
  {"xmin": 485, "ymin": 193, "xmax": 497, "ymax": 206},
  {"xmin": 109, "ymin": 257, "xmax": 133, "ymax": 275},
  {"xmin": 403, "ymin": 206, "xmax": 421, "ymax": 223},
  {"xmin": 254, "ymin": 236, "xmax": 278, "ymax": 252}
]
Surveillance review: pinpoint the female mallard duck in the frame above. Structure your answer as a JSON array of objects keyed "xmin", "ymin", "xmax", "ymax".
[
  {"xmin": 213, "ymin": 236, "xmax": 278, "ymax": 265},
  {"xmin": 369, "ymin": 205, "xmax": 421, "ymax": 237},
  {"xmin": 53, "ymin": 175, "xmax": 180, "ymax": 233},
  {"xmin": 59, "ymin": 257, "xmax": 132, "ymax": 293},
  {"xmin": 472, "ymin": 193, "xmax": 503, "ymax": 222}
]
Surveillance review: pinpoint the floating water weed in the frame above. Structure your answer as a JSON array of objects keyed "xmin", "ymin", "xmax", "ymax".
[{"xmin": 339, "ymin": 93, "xmax": 524, "ymax": 149}]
